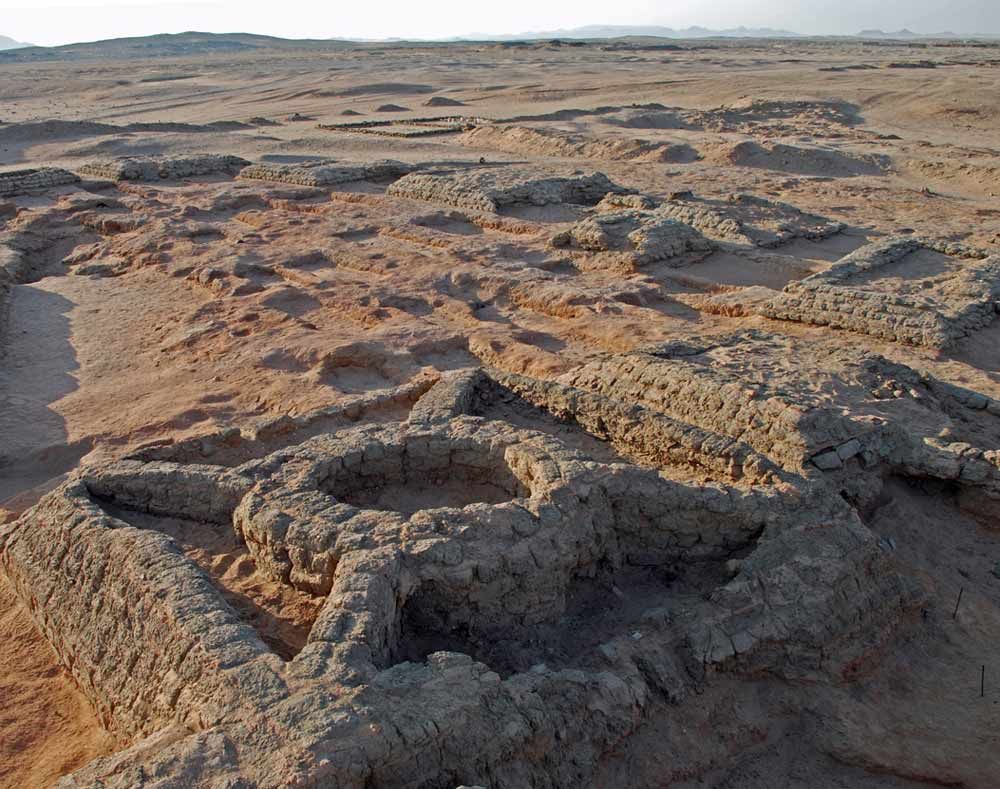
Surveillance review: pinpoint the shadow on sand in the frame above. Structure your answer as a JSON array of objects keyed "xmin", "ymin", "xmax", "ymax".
[{"xmin": 0, "ymin": 283, "xmax": 86, "ymax": 512}]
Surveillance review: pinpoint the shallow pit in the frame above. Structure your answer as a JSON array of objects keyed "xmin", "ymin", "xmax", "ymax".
[
  {"xmin": 410, "ymin": 211, "xmax": 483, "ymax": 236},
  {"xmin": 843, "ymin": 248, "xmax": 964, "ymax": 295},
  {"xmin": 322, "ymin": 436, "xmax": 530, "ymax": 516},
  {"xmin": 339, "ymin": 477, "xmax": 518, "ymax": 515}
]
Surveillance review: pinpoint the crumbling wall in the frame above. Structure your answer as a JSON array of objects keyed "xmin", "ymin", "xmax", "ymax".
[
  {"xmin": 460, "ymin": 124, "xmax": 699, "ymax": 163},
  {"xmin": 387, "ymin": 169, "xmax": 628, "ymax": 212},
  {"xmin": 657, "ymin": 192, "xmax": 844, "ymax": 247},
  {"xmin": 0, "ymin": 479, "xmax": 275, "ymax": 741},
  {"xmin": 1, "ymin": 401, "xmax": 920, "ymax": 787},
  {"xmin": 758, "ymin": 238, "xmax": 1000, "ymax": 349},
  {"xmin": 78, "ymin": 155, "xmax": 249, "ymax": 182},
  {"xmin": 551, "ymin": 209, "xmax": 714, "ymax": 271},
  {"xmin": 0, "ymin": 167, "xmax": 80, "ymax": 197},
  {"xmin": 238, "ymin": 159, "xmax": 413, "ymax": 186},
  {"xmin": 561, "ymin": 351, "xmax": 847, "ymax": 470}
]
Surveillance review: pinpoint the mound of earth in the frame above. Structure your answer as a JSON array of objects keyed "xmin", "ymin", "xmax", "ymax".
[
  {"xmin": 461, "ymin": 124, "xmax": 700, "ymax": 163},
  {"xmin": 703, "ymin": 140, "xmax": 890, "ymax": 176},
  {"xmin": 423, "ymin": 96, "xmax": 466, "ymax": 107}
]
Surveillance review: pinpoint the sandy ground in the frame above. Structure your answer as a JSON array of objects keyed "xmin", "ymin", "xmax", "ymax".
[
  {"xmin": 0, "ymin": 579, "xmax": 116, "ymax": 788},
  {"xmin": 1, "ymin": 35, "xmax": 999, "ymax": 786}
]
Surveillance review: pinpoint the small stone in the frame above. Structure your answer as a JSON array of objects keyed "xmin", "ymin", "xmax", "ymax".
[
  {"xmin": 836, "ymin": 438, "xmax": 862, "ymax": 460},
  {"xmin": 965, "ymin": 393, "xmax": 988, "ymax": 410},
  {"xmin": 812, "ymin": 450, "xmax": 843, "ymax": 470}
]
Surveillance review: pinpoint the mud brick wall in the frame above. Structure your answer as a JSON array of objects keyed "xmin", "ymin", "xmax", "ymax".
[
  {"xmin": 761, "ymin": 238, "xmax": 1000, "ymax": 349},
  {"xmin": 488, "ymin": 370, "xmax": 784, "ymax": 483},
  {"xmin": 78, "ymin": 155, "xmax": 248, "ymax": 182},
  {"xmin": 561, "ymin": 352, "xmax": 862, "ymax": 470},
  {"xmin": 0, "ymin": 167, "xmax": 80, "ymax": 197},
  {"xmin": 0, "ymin": 482, "xmax": 277, "ymax": 740},
  {"xmin": 238, "ymin": 160, "xmax": 412, "ymax": 187}
]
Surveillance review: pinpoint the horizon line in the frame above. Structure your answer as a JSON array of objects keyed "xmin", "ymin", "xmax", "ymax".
[{"xmin": 5, "ymin": 23, "xmax": 1000, "ymax": 50}]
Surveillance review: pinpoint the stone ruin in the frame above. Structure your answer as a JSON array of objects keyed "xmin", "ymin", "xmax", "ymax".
[
  {"xmin": 2, "ymin": 367, "xmax": 920, "ymax": 787},
  {"xmin": 0, "ymin": 166, "xmax": 80, "ymax": 197},
  {"xmin": 754, "ymin": 237, "xmax": 1000, "ymax": 349},
  {"xmin": 458, "ymin": 124, "xmax": 700, "ymax": 163},
  {"xmin": 78, "ymin": 155, "xmax": 250, "ymax": 182},
  {"xmin": 560, "ymin": 331, "xmax": 1000, "ymax": 515},
  {"xmin": 386, "ymin": 168, "xmax": 629, "ymax": 213},
  {"xmin": 657, "ymin": 192, "xmax": 845, "ymax": 248},
  {"xmin": 3, "ymin": 149, "xmax": 998, "ymax": 786},
  {"xmin": 238, "ymin": 159, "xmax": 415, "ymax": 187},
  {"xmin": 551, "ymin": 208, "xmax": 715, "ymax": 271},
  {"xmin": 537, "ymin": 188, "xmax": 847, "ymax": 272}
]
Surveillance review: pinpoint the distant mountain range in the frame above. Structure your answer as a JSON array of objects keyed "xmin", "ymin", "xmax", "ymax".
[
  {"xmin": 444, "ymin": 25, "xmax": 806, "ymax": 41},
  {"xmin": 0, "ymin": 34, "xmax": 31, "ymax": 50},
  {"xmin": 0, "ymin": 31, "xmax": 351, "ymax": 60},
  {"xmin": 446, "ymin": 24, "xmax": 998, "ymax": 42},
  {"xmin": 0, "ymin": 27, "xmax": 997, "ymax": 62},
  {"xmin": 855, "ymin": 29, "xmax": 970, "ymax": 39}
]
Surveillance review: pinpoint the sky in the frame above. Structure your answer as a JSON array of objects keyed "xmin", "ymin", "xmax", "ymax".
[{"xmin": 2, "ymin": 0, "xmax": 999, "ymax": 47}]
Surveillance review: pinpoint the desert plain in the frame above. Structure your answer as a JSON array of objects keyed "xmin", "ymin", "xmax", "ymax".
[{"xmin": 1, "ymin": 32, "xmax": 1000, "ymax": 788}]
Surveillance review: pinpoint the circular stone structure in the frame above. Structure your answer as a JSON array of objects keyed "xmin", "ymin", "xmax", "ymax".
[{"xmin": 231, "ymin": 418, "xmax": 596, "ymax": 642}]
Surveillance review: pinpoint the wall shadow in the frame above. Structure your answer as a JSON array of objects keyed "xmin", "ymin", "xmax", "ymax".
[{"xmin": 0, "ymin": 283, "xmax": 81, "ymax": 508}]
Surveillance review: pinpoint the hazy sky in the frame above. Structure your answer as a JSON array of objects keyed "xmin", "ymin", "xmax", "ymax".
[{"xmin": 3, "ymin": 0, "xmax": 998, "ymax": 47}]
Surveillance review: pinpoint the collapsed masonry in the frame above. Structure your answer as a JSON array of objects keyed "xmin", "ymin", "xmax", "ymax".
[
  {"xmin": 552, "ymin": 210, "xmax": 715, "ymax": 272},
  {"xmin": 544, "ymin": 190, "xmax": 847, "ymax": 272},
  {"xmin": 657, "ymin": 192, "xmax": 845, "ymax": 248},
  {"xmin": 755, "ymin": 237, "xmax": 1000, "ymax": 349},
  {"xmin": 2, "ymin": 368, "xmax": 919, "ymax": 787},
  {"xmin": 3, "ymin": 156, "xmax": 996, "ymax": 787},
  {"xmin": 560, "ymin": 331, "xmax": 1000, "ymax": 514},
  {"xmin": 387, "ymin": 168, "xmax": 629, "ymax": 213},
  {"xmin": 551, "ymin": 208, "xmax": 715, "ymax": 271},
  {"xmin": 459, "ymin": 124, "xmax": 700, "ymax": 163}
]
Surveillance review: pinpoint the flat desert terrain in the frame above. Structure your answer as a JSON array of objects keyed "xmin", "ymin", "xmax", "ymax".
[{"xmin": 1, "ymin": 33, "xmax": 1000, "ymax": 787}]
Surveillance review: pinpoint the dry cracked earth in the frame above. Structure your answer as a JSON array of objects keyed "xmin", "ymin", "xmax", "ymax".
[{"xmin": 1, "ymin": 35, "xmax": 1000, "ymax": 788}]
